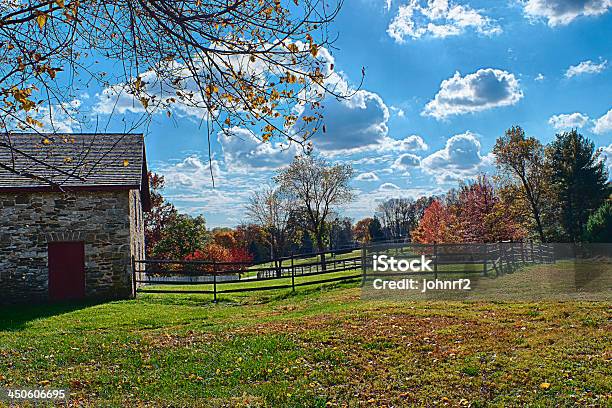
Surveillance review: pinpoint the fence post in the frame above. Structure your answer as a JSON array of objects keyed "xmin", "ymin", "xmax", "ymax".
[
  {"xmin": 291, "ymin": 253, "xmax": 295, "ymax": 292},
  {"xmin": 131, "ymin": 255, "xmax": 137, "ymax": 299},
  {"xmin": 482, "ymin": 244, "xmax": 488, "ymax": 277},
  {"xmin": 213, "ymin": 262, "xmax": 217, "ymax": 303},
  {"xmin": 433, "ymin": 242, "xmax": 438, "ymax": 280},
  {"xmin": 361, "ymin": 246, "xmax": 367, "ymax": 287},
  {"xmin": 500, "ymin": 243, "xmax": 505, "ymax": 275}
]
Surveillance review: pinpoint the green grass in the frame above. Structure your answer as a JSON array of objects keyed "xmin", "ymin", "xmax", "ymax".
[{"xmin": 0, "ymin": 262, "xmax": 610, "ymax": 407}]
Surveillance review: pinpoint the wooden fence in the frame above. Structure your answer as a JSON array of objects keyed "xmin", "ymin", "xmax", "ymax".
[
  {"xmin": 363, "ymin": 241, "xmax": 555, "ymax": 281},
  {"xmin": 134, "ymin": 241, "xmax": 555, "ymax": 301}
]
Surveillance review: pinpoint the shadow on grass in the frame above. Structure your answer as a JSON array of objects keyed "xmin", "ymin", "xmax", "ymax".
[
  {"xmin": 138, "ymin": 279, "xmax": 360, "ymax": 307},
  {"xmin": 0, "ymin": 300, "xmax": 106, "ymax": 332}
]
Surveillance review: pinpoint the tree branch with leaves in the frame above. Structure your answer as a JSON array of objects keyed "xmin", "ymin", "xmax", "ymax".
[{"xmin": 0, "ymin": 0, "xmax": 358, "ymax": 184}]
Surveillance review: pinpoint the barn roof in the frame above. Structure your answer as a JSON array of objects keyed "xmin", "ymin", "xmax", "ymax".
[{"xmin": 0, "ymin": 133, "xmax": 151, "ymax": 211}]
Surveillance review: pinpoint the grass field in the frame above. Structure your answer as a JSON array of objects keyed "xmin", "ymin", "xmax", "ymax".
[{"xmin": 1, "ymin": 262, "xmax": 610, "ymax": 407}]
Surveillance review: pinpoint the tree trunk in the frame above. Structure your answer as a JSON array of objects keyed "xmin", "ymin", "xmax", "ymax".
[
  {"xmin": 522, "ymin": 180, "xmax": 546, "ymax": 243},
  {"xmin": 316, "ymin": 234, "xmax": 327, "ymax": 272},
  {"xmin": 531, "ymin": 204, "xmax": 546, "ymax": 243}
]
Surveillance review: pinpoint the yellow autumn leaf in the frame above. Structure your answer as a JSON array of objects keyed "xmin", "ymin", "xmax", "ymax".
[
  {"xmin": 123, "ymin": 159, "xmax": 130, "ymax": 167},
  {"xmin": 140, "ymin": 97, "xmax": 149, "ymax": 109},
  {"xmin": 539, "ymin": 382, "xmax": 551, "ymax": 390},
  {"xmin": 36, "ymin": 14, "xmax": 47, "ymax": 30},
  {"xmin": 55, "ymin": 0, "xmax": 65, "ymax": 7},
  {"xmin": 310, "ymin": 44, "xmax": 318, "ymax": 57},
  {"xmin": 41, "ymin": 138, "xmax": 52, "ymax": 145},
  {"xmin": 134, "ymin": 76, "xmax": 143, "ymax": 92}
]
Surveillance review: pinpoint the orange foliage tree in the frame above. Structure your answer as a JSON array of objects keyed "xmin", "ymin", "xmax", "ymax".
[
  {"xmin": 412, "ymin": 176, "xmax": 527, "ymax": 244},
  {"xmin": 411, "ymin": 200, "xmax": 458, "ymax": 244}
]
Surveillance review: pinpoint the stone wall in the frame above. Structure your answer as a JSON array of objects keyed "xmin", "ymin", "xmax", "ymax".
[
  {"xmin": 128, "ymin": 189, "xmax": 146, "ymax": 289},
  {"xmin": 0, "ymin": 190, "xmax": 138, "ymax": 304}
]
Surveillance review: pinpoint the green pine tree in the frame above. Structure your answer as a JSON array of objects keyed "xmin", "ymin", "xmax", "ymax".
[
  {"xmin": 584, "ymin": 200, "xmax": 612, "ymax": 243},
  {"xmin": 547, "ymin": 130, "xmax": 609, "ymax": 242}
]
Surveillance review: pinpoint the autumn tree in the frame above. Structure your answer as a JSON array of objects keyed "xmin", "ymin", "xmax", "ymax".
[
  {"xmin": 547, "ymin": 130, "xmax": 609, "ymax": 242},
  {"xmin": 353, "ymin": 217, "xmax": 373, "ymax": 244},
  {"xmin": 0, "ymin": 0, "xmax": 357, "ymax": 184},
  {"xmin": 493, "ymin": 126, "xmax": 550, "ymax": 242},
  {"xmin": 276, "ymin": 155, "xmax": 354, "ymax": 268},
  {"xmin": 452, "ymin": 176, "xmax": 526, "ymax": 242},
  {"xmin": 145, "ymin": 172, "xmax": 177, "ymax": 257},
  {"xmin": 235, "ymin": 224, "xmax": 269, "ymax": 263},
  {"xmin": 212, "ymin": 228, "xmax": 238, "ymax": 249},
  {"xmin": 411, "ymin": 200, "xmax": 458, "ymax": 244}
]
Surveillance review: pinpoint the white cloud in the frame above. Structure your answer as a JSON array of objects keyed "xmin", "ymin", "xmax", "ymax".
[
  {"xmin": 565, "ymin": 59, "xmax": 608, "ymax": 78},
  {"xmin": 548, "ymin": 112, "xmax": 590, "ymax": 129},
  {"xmin": 420, "ymin": 131, "xmax": 491, "ymax": 182},
  {"xmin": 593, "ymin": 108, "xmax": 612, "ymax": 134},
  {"xmin": 423, "ymin": 68, "xmax": 523, "ymax": 119},
  {"xmin": 600, "ymin": 144, "xmax": 612, "ymax": 175},
  {"xmin": 392, "ymin": 153, "xmax": 422, "ymax": 171},
  {"xmin": 218, "ymin": 127, "xmax": 298, "ymax": 172},
  {"xmin": 356, "ymin": 172, "xmax": 380, "ymax": 181},
  {"xmin": 158, "ymin": 155, "xmax": 222, "ymax": 191},
  {"xmin": 524, "ymin": 0, "xmax": 611, "ymax": 26},
  {"xmin": 390, "ymin": 105, "xmax": 405, "ymax": 117},
  {"xmin": 387, "ymin": 0, "xmax": 501, "ymax": 43},
  {"xmin": 535, "ymin": 73, "xmax": 546, "ymax": 81},
  {"xmin": 379, "ymin": 182, "xmax": 401, "ymax": 191}
]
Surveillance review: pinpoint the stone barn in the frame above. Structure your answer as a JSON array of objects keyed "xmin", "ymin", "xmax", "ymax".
[{"xmin": 0, "ymin": 133, "xmax": 151, "ymax": 304}]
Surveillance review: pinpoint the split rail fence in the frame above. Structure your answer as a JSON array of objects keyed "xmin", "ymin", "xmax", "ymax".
[{"xmin": 134, "ymin": 241, "xmax": 555, "ymax": 301}]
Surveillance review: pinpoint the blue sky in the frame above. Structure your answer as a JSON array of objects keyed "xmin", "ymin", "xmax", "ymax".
[{"xmin": 63, "ymin": 0, "xmax": 612, "ymax": 227}]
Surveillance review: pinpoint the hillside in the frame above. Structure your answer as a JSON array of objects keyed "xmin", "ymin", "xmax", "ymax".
[{"xmin": 0, "ymin": 262, "xmax": 610, "ymax": 407}]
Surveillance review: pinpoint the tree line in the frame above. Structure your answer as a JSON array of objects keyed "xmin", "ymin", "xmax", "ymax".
[{"xmin": 145, "ymin": 127, "xmax": 611, "ymax": 263}]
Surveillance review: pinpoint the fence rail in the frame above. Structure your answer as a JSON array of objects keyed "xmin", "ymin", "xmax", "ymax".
[{"xmin": 135, "ymin": 241, "xmax": 555, "ymax": 301}]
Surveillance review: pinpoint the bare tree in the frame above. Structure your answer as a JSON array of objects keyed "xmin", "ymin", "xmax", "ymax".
[
  {"xmin": 246, "ymin": 186, "xmax": 290, "ymax": 265},
  {"xmin": 0, "ymin": 0, "xmax": 358, "ymax": 183},
  {"xmin": 275, "ymin": 154, "xmax": 353, "ymax": 269},
  {"xmin": 376, "ymin": 198, "xmax": 414, "ymax": 240}
]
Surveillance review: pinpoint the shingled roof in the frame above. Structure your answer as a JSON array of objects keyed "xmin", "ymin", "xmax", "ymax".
[{"xmin": 0, "ymin": 133, "xmax": 151, "ymax": 210}]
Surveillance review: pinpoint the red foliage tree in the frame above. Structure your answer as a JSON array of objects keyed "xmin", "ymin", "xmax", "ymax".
[
  {"xmin": 412, "ymin": 176, "xmax": 527, "ymax": 244},
  {"xmin": 411, "ymin": 200, "xmax": 458, "ymax": 244}
]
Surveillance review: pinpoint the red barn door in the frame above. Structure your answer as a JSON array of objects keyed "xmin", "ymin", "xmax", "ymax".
[{"xmin": 48, "ymin": 242, "xmax": 86, "ymax": 301}]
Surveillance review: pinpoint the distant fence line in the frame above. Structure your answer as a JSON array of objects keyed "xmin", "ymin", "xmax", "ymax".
[{"xmin": 134, "ymin": 241, "xmax": 555, "ymax": 301}]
